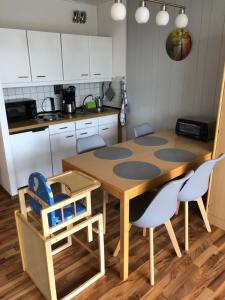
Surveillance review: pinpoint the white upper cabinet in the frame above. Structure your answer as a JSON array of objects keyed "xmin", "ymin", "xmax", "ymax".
[
  {"xmin": 0, "ymin": 28, "xmax": 31, "ymax": 84},
  {"xmin": 89, "ymin": 36, "xmax": 112, "ymax": 79},
  {"xmin": 27, "ymin": 31, "xmax": 63, "ymax": 82},
  {"xmin": 61, "ymin": 34, "xmax": 90, "ymax": 81}
]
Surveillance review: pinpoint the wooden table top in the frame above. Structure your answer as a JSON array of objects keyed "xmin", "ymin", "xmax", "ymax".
[{"xmin": 63, "ymin": 131, "xmax": 213, "ymax": 200}]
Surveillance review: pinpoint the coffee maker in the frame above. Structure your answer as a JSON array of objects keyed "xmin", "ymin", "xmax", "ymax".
[{"xmin": 62, "ymin": 86, "xmax": 76, "ymax": 114}]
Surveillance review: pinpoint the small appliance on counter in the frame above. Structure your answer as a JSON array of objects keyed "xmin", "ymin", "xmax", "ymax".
[
  {"xmin": 62, "ymin": 86, "xmax": 76, "ymax": 114},
  {"xmin": 176, "ymin": 117, "xmax": 216, "ymax": 142},
  {"xmin": 5, "ymin": 99, "xmax": 37, "ymax": 123}
]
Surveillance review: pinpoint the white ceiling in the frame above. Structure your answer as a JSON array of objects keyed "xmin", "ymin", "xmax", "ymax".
[{"xmin": 66, "ymin": 0, "xmax": 111, "ymax": 6}]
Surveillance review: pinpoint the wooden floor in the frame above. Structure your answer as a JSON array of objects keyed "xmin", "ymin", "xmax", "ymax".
[{"xmin": 1, "ymin": 186, "xmax": 225, "ymax": 300}]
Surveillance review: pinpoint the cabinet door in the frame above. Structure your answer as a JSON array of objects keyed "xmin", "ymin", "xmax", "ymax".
[
  {"xmin": 99, "ymin": 123, "xmax": 118, "ymax": 146},
  {"xmin": 0, "ymin": 28, "xmax": 31, "ymax": 84},
  {"xmin": 61, "ymin": 34, "xmax": 90, "ymax": 81},
  {"xmin": 10, "ymin": 128, "xmax": 52, "ymax": 188},
  {"xmin": 76, "ymin": 126, "xmax": 98, "ymax": 139},
  {"xmin": 27, "ymin": 31, "xmax": 63, "ymax": 82},
  {"xmin": 50, "ymin": 131, "xmax": 76, "ymax": 175},
  {"xmin": 89, "ymin": 36, "xmax": 112, "ymax": 79}
]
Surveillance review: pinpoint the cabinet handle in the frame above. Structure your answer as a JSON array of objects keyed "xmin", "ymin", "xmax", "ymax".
[
  {"xmin": 94, "ymin": 73, "xmax": 101, "ymax": 76},
  {"xmin": 80, "ymin": 132, "xmax": 87, "ymax": 135},
  {"xmin": 36, "ymin": 75, "xmax": 46, "ymax": 78},
  {"xmin": 66, "ymin": 135, "xmax": 74, "ymax": 138},
  {"xmin": 59, "ymin": 127, "xmax": 68, "ymax": 130},
  {"xmin": 102, "ymin": 128, "xmax": 109, "ymax": 131},
  {"xmin": 18, "ymin": 76, "xmax": 29, "ymax": 79},
  {"xmin": 85, "ymin": 122, "xmax": 92, "ymax": 125},
  {"xmin": 81, "ymin": 74, "xmax": 88, "ymax": 76}
]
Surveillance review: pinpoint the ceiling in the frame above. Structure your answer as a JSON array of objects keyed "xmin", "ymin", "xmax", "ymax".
[{"xmin": 66, "ymin": 0, "xmax": 111, "ymax": 6}]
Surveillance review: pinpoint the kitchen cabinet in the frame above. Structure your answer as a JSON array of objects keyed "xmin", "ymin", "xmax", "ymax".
[
  {"xmin": 61, "ymin": 34, "xmax": 90, "ymax": 81},
  {"xmin": 89, "ymin": 36, "xmax": 112, "ymax": 79},
  {"xmin": 27, "ymin": 31, "xmax": 63, "ymax": 82},
  {"xmin": 10, "ymin": 127, "xmax": 52, "ymax": 188},
  {"xmin": 76, "ymin": 127, "xmax": 98, "ymax": 139},
  {"xmin": 98, "ymin": 114, "xmax": 118, "ymax": 146},
  {"xmin": 0, "ymin": 28, "xmax": 31, "ymax": 84},
  {"xmin": 50, "ymin": 131, "xmax": 76, "ymax": 175}
]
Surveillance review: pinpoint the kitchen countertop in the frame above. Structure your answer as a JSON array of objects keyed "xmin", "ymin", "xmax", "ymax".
[{"xmin": 8, "ymin": 108, "xmax": 119, "ymax": 134}]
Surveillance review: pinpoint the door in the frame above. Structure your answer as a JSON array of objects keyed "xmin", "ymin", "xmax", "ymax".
[
  {"xmin": 10, "ymin": 128, "xmax": 52, "ymax": 188},
  {"xmin": 27, "ymin": 31, "xmax": 63, "ymax": 82},
  {"xmin": 89, "ymin": 36, "xmax": 112, "ymax": 79},
  {"xmin": 61, "ymin": 34, "xmax": 90, "ymax": 81},
  {"xmin": 50, "ymin": 131, "xmax": 76, "ymax": 175},
  {"xmin": 99, "ymin": 124, "xmax": 118, "ymax": 146},
  {"xmin": 0, "ymin": 28, "xmax": 31, "ymax": 84}
]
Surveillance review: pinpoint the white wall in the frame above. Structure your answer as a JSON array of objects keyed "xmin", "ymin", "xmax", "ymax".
[
  {"xmin": 126, "ymin": 0, "xmax": 225, "ymax": 137},
  {"xmin": 0, "ymin": 0, "xmax": 98, "ymax": 35}
]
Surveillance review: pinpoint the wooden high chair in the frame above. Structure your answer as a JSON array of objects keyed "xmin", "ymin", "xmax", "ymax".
[{"xmin": 15, "ymin": 170, "xmax": 105, "ymax": 300}]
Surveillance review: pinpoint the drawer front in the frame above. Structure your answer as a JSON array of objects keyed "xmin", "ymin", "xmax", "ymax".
[
  {"xmin": 98, "ymin": 114, "xmax": 118, "ymax": 126},
  {"xmin": 76, "ymin": 126, "xmax": 98, "ymax": 139},
  {"xmin": 49, "ymin": 122, "xmax": 75, "ymax": 135},
  {"xmin": 76, "ymin": 117, "xmax": 99, "ymax": 130}
]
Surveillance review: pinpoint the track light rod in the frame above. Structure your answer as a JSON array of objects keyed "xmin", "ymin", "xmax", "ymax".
[{"xmin": 146, "ymin": 0, "xmax": 185, "ymax": 10}]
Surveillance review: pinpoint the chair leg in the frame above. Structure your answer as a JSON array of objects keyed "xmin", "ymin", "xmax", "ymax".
[
  {"xmin": 164, "ymin": 220, "xmax": 182, "ymax": 258},
  {"xmin": 176, "ymin": 201, "xmax": 181, "ymax": 215},
  {"xmin": 113, "ymin": 224, "xmax": 132, "ymax": 257},
  {"xmin": 185, "ymin": 201, "xmax": 189, "ymax": 251},
  {"xmin": 103, "ymin": 191, "xmax": 109, "ymax": 235},
  {"xmin": 149, "ymin": 227, "xmax": 154, "ymax": 286},
  {"xmin": 196, "ymin": 197, "xmax": 211, "ymax": 232}
]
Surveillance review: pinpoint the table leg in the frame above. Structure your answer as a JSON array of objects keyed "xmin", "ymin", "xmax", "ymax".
[{"xmin": 120, "ymin": 193, "xmax": 130, "ymax": 280}]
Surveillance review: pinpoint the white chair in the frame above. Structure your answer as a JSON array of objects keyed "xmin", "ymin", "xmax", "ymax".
[{"xmin": 134, "ymin": 122, "xmax": 154, "ymax": 138}]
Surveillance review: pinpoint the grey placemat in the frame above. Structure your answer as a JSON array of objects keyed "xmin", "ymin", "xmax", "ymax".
[
  {"xmin": 113, "ymin": 161, "xmax": 161, "ymax": 180},
  {"xmin": 94, "ymin": 147, "xmax": 133, "ymax": 160},
  {"xmin": 134, "ymin": 136, "xmax": 168, "ymax": 146},
  {"xmin": 154, "ymin": 148, "xmax": 196, "ymax": 162}
]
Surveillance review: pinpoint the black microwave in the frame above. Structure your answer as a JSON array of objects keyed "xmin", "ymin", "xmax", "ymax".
[
  {"xmin": 5, "ymin": 99, "xmax": 37, "ymax": 122},
  {"xmin": 176, "ymin": 117, "xmax": 216, "ymax": 142}
]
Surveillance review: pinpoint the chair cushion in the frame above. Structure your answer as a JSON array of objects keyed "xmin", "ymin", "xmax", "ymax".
[{"xmin": 53, "ymin": 193, "xmax": 86, "ymax": 226}]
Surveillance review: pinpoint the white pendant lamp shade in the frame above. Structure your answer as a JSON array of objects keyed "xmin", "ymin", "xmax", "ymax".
[
  {"xmin": 135, "ymin": 1, "xmax": 150, "ymax": 24},
  {"xmin": 156, "ymin": 5, "xmax": 169, "ymax": 26},
  {"xmin": 111, "ymin": 0, "xmax": 126, "ymax": 21},
  {"xmin": 175, "ymin": 8, "xmax": 188, "ymax": 28}
]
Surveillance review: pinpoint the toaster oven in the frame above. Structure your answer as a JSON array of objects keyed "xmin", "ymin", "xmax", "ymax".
[{"xmin": 176, "ymin": 117, "xmax": 216, "ymax": 142}]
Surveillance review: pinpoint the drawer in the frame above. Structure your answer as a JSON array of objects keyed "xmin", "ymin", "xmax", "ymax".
[
  {"xmin": 49, "ymin": 122, "xmax": 75, "ymax": 135},
  {"xmin": 76, "ymin": 126, "xmax": 98, "ymax": 139},
  {"xmin": 76, "ymin": 117, "xmax": 99, "ymax": 130},
  {"xmin": 98, "ymin": 114, "xmax": 118, "ymax": 126}
]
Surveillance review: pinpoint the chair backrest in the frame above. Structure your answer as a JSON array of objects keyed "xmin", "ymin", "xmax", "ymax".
[
  {"xmin": 29, "ymin": 172, "xmax": 57, "ymax": 227},
  {"xmin": 76, "ymin": 134, "xmax": 106, "ymax": 154},
  {"xmin": 178, "ymin": 153, "xmax": 225, "ymax": 202},
  {"xmin": 134, "ymin": 122, "xmax": 154, "ymax": 138},
  {"xmin": 132, "ymin": 171, "xmax": 194, "ymax": 228}
]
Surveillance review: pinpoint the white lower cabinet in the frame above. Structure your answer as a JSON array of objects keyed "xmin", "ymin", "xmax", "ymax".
[
  {"xmin": 50, "ymin": 131, "xmax": 76, "ymax": 176},
  {"xmin": 76, "ymin": 126, "xmax": 98, "ymax": 139},
  {"xmin": 10, "ymin": 127, "xmax": 52, "ymax": 188},
  {"xmin": 99, "ymin": 123, "xmax": 118, "ymax": 146}
]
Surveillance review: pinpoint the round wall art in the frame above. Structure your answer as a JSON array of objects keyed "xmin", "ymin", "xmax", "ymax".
[{"xmin": 166, "ymin": 29, "xmax": 192, "ymax": 61}]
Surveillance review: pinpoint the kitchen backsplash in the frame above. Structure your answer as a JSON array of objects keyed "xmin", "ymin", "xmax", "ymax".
[
  {"xmin": 3, "ymin": 78, "xmax": 123, "ymax": 112},
  {"xmin": 3, "ymin": 82, "xmax": 101, "ymax": 113}
]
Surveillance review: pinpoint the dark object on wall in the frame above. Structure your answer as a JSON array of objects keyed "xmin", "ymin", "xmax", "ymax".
[
  {"xmin": 166, "ymin": 29, "xmax": 192, "ymax": 61},
  {"xmin": 73, "ymin": 10, "xmax": 87, "ymax": 24},
  {"xmin": 176, "ymin": 117, "xmax": 215, "ymax": 142}
]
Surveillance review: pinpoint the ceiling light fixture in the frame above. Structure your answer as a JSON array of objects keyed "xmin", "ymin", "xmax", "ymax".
[
  {"xmin": 135, "ymin": 1, "xmax": 150, "ymax": 24},
  {"xmin": 111, "ymin": 0, "xmax": 126, "ymax": 21},
  {"xmin": 111, "ymin": 0, "xmax": 188, "ymax": 28}
]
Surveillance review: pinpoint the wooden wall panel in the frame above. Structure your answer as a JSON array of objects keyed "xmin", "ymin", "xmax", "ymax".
[{"xmin": 126, "ymin": 0, "xmax": 225, "ymax": 137}]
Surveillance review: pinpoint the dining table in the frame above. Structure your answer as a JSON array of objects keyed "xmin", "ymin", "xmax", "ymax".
[{"xmin": 62, "ymin": 130, "xmax": 213, "ymax": 281}]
